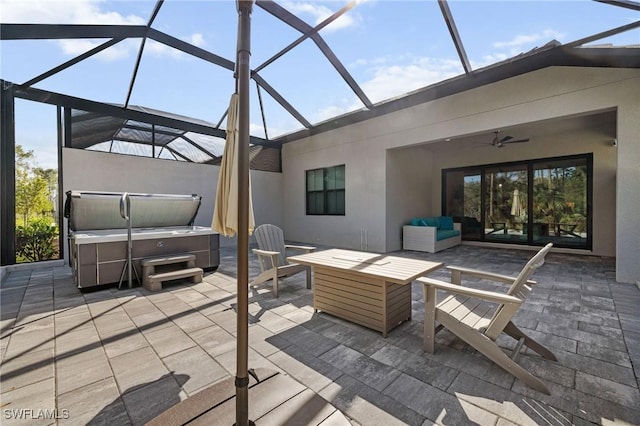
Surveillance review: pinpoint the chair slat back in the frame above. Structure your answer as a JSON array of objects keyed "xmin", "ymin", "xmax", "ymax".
[
  {"xmin": 254, "ymin": 224, "xmax": 287, "ymax": 266},
  {"xmin": 507, "ymin": 243, "xmax": 553, "ymax": 296},
  {"xmin": 484, "ymin": 243, "xmax": 553, "ymax": 339}
]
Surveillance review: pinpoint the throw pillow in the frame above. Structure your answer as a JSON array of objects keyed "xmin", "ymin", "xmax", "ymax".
[
  {"xmin": 438, "ymin": 216, "xmax": 454, "ymax": 230},
  {"xmin": 425, "ymin": 217, "xmax": 439, "ymax": 227}
]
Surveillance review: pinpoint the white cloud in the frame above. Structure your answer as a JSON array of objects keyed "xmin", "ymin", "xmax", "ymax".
[
  {"xmin": 352, "ymin": 56, "xmax": 391, "ymax": 67},
  {"xmin": 144, "ymin": 33, "xmax": 207, "ymax": 60},
  {"xmin": 314, "ymin": 104, "xmax": 351, "ymax": 123},
  {"xmin": 250, "ymin": 122, "xmax": 283, "ymax": 139},
  {"xmin": 493, "ymin": 29, "xmax": 566, "ymax": 50},
  {"xmin": 0, "ymin": 0, "xmax": 145, "ymax": 25},
  {"xmin": 1, "ymin": 0, "xmax": 145, "ymax": 61},
  {"xmin": 281, "ymin": 1, "xmax": 358, "ymax": 32},
  {"xmin": 466, "ymin": 28, "xmax": 567, "ymax": 69},
  {"xmin": 476, "ymin": 52, "xmax": 509, "ymax": 67},
  {"xmin": 494, "ymin": 34, "xmax": 539, "ymax": 49},
  {"xmin": 145, "ymin": 39, "xmax": 185, "ymax": 59},
  {"xmin": 58, "ymin": 38, "xmax": 136, "ymax": 61},
  {"xmin": 1, "ymin": 0, "xmax": 205, "ymax": 62},
  {"xmin": 250, "ymin": 121, "xmax": 302, "ymax": 139},
  {"xmin": 189, "ymin": 33, "xmax": 206, "ymax": 48},
  {"xmin": 360, "ymin": 56, "xmax": 462, "ymax": 104},
  {"xmin": 308, "ymin": 26, "xmax": 568, "ymax": 126},
  {"xmin": 306, "ymin": 54, "xmax": 463, "ymax": 125}
]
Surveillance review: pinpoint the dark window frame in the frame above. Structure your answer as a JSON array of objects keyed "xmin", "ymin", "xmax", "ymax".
[
  {"xmin": 306, "ymin": 164, "xmax": 345, "ymax": 216},
  {"xmin": 442, "ymin": 153, "xmax": 593, "ymax": 250}
]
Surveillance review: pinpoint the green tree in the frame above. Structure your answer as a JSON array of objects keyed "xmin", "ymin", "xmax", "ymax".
[
  {"xmin": 15, "ymin": 145, "xmax": 54, "ymax": 226},
  {"xmin": 16, "ymin": 217, "xmax": 58, "ymax": 262},
  {"xmin": 34, "ymin": 167, "xmax": 58, "ymax": 217},
  {"xmin": 463, "ymin": 179, "xmax": 481, "ymax": 218}
]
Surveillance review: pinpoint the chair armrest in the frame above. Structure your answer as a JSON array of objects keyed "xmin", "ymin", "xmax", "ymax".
[
  {"xmin": 253, "ymin": 249, "xmax": 280, "ymax": 257},
  {"xmin": 252, "ymin": 249, "xmax": 280, "ymax": 269},
  {"xmin": 285, "ymin": 244, "xmax": 316, "ymax": 253},
  {"xmin": 417, "ymin": 277, "xmax": 523, "ymax": 305},
  {"xmin": 446, "ymin": 265, "xmax": 536, "ymax": 286}
]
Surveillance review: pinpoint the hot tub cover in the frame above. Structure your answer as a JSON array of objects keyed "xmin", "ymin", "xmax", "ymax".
[{"xmin": 65, "ymin": 191, "xmax": 202, "ymax": 231}]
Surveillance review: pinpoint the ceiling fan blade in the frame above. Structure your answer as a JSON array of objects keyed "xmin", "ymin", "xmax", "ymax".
[
  {"xmin": 488, "ymin": 131, "xmax": 529, "ymax": 147},
  {"xmin": 503, "ymin": 138, "xmax": 529, "ymax": 144}
]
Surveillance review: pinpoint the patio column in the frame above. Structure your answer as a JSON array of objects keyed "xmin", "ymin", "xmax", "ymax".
[{"xmin": 615, "ymin": 101, "xmax": 640, "ymax": 284}]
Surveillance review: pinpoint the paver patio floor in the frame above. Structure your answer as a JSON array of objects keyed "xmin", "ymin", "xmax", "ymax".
[{"xmin": 1, "ymin": 244, "xmax": 639, "ymax": 425}]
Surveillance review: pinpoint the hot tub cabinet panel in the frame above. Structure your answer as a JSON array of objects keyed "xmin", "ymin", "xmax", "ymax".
[{"xmin": 70, "ymin": 230, "xmax": 219, "ymax": 289}]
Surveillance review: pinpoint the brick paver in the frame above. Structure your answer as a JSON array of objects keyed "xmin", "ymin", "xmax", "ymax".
[{"xmin": 1, "ymin": 244, "xmax": 639, "ymax": 425}]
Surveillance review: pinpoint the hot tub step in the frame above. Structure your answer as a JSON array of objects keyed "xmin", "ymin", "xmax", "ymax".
[
  {"xmin": 142, "ymin": 253, "xmax": 199, "ymax": 291},
  {"xmin": 141, "ymin": 253, "xmax": 196, "ymax": 268},
  {"xmin": 144, "ymin": 267, "xmax": 203, "ymax": 292}
]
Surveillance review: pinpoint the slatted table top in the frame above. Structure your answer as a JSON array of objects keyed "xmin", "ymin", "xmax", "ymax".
[{"xmin": 288, "ymin": 248, "xmax": 443, "ymax": 284}]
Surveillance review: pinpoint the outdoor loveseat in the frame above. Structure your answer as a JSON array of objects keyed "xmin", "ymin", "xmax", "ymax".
[{"xmin": 403, "ymin": 216, "xmax": 461, "ymax": 253}]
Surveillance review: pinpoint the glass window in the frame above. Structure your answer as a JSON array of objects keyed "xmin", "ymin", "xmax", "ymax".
[
  {"xmin": 443, "ymin": 154, "xmax": 591, "ymax": 250},
  {"xmin": 532, "ymin": 157, "xmax": 588, "ymax": 248},
  {"xmin": 484, "ymin": 164, "xmax": 528, "ymax": 243},
  {"xmin": 306, "ymin": 165, "xmax": 345, "ymax": 215},
  {"xmin": 443, "ymin": 169, "xmax": 482, "ymax": 240}
]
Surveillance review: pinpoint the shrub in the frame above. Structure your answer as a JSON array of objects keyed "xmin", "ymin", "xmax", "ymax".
[{"xmin": 16, "ymin": 218, "xmax": 58, "ymax": 262}]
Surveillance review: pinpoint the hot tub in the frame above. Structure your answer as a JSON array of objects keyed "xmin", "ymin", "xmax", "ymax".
[{"xmin": 65, "ymin": 191, "xmax": 219, "ymax": 289}]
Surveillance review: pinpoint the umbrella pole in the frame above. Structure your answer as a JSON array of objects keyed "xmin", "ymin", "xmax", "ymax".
[{"xmin": 235, "ymin": 1, "xmax": 253, "ymax": 425}]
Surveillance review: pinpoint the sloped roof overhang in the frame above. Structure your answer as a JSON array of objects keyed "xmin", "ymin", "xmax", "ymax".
[{"xmin": 275, "ymin": 45, "xmax": 640, "ymax": 144}]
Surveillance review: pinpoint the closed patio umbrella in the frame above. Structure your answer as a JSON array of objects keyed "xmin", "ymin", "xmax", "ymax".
[
  {"xmin": 212, "ymin": 93, "xmax": 255, "ymax": 237},
  {"xmin": 511, "ymin": 189, "xmax": 524, "ymax": 218}
]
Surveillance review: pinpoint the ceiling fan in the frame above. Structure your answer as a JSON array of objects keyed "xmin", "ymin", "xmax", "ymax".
[{"xmin": 488, "ymin": 130, "xmax": 530, "ymax": 148}]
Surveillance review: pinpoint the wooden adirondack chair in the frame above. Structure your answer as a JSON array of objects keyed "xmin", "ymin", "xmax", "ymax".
[
  {"xmin": 417, "ymin": 243, "xmax": 557, "ymax": 394},
  {"xmin": 250, "ymin": 224, "xmax": 316, "ymax": 297}
]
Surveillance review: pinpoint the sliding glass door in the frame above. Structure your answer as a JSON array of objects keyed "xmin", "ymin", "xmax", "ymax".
[
  {"xmin": 484, "ymin": 164, "xmax": 528, "ymax": 243},
  {"xmin": 531, "ymin": 157, "xmax": 589, "ymax": 247},
  {"xmin": 443, "ymin": 154, "xmax": 591, "ymax": 250},
  {"xmin": 443, "ymin": 170, "xmax": 482, "ymax": 240}
]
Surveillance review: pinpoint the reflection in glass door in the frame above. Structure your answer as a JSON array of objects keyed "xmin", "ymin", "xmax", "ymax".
[
  {"xmin": 442, "ymin": 154, "xmax": 591, "ymax": 249},
  {"xmin": 484, "ymin": 165, "xmax": 528, "ymax": 243},
  {"xmin": 532, "ymin": 158, "xmax": 588, "ymax": 247},
  {"xmin": 444, "ymin": 170, "xmax": 482, "ymax": 239}
]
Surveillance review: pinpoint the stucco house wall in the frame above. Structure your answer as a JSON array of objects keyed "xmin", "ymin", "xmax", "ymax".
[
  {"xmin": 281, "ymin": 66, "xmax": 640, "ymax": 284},
  {"xmin": 385, "ymin": 146, "xmax": 434, "ymax": 252}
]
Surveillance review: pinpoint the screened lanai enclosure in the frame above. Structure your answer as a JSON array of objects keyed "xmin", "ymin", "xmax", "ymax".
[
  {"xmin": 1, "ymin": 0, "xmax": 639, "ymax": 266},
  {"xmin": 69, "ymin": 106, "xmax": 281, "ymax": 168}
]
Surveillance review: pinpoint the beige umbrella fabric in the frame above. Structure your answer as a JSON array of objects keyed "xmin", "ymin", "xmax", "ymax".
[
  {"xmin": 212, "ymin": 93, "xmax": 255, "ymax": 237},
  {"xmin": 510, "ymin": 189, "xmax": 524, "ymax": 218}
]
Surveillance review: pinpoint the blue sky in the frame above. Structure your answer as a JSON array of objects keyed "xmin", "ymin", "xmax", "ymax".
[{"xmin": 1, "ymin": 0, "xmax": 638, "ymax": 168}]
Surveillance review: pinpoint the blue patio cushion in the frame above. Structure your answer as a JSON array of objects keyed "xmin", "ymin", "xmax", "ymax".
[
  {"xmin": 436, "ymin": 229, "xmax": 460, "ymax": 241},
  {"xmin": 424, "ymin": 217, "xmax": 439, "ymax": 227},
  {"xmin": 410, "ymin": 218, "xmax": 421, "ymax": 226},
  {"xmin": 438, "ymin": 216, "xmax": 454, "ymax": 230}
]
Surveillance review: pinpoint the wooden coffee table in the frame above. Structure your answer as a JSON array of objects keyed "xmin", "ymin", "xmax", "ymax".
[{"xmin": 288, "ymin": 249, "xmax": 442, "ymax": 337}]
